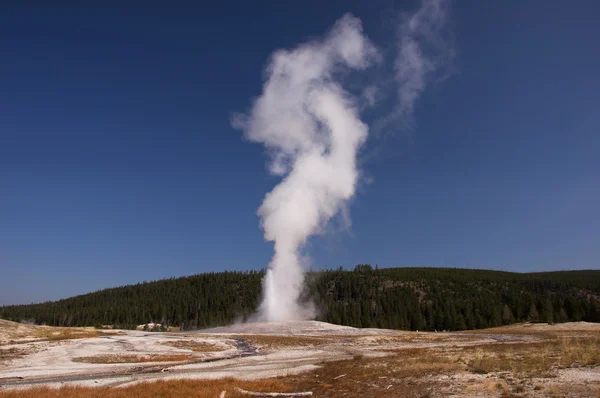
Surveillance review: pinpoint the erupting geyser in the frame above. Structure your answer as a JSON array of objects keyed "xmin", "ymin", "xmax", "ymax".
[
  {"xmin": 233, "ymin": 15, "xmax": 377, "ymax": 321},
  {"xmin": 233, "ymin": 1, "xmax": 453, "ymax": 321}
]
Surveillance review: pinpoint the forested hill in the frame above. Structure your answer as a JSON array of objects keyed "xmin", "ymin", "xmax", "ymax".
[{"xmin": 1, "ymin": 267, "xmax": 599, "ymax": 332}]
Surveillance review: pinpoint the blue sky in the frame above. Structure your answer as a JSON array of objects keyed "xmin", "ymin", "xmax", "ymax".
[{"xmin": 1, "ymin": 1, "xmax": 599, "ymax": 305}]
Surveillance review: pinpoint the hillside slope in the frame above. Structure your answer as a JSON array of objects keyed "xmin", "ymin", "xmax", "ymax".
[{"xmin": 1, "ymin": 267, "xmax": 599, "ymax": 331}]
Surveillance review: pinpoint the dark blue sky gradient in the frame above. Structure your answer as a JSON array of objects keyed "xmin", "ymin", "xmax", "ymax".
[{"xmin": 1, "ymin": 1, "xmax": 599, "ymax": 304}]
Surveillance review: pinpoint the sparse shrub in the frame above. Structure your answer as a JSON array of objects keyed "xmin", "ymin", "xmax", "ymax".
[
  {"xmin": 547, "ymin": 384, "xmax": 561, "ymax": 398},
  {"xmin": 513, "ymin": 384, "xmax": 525, "ymax": 393},
  {"xmin": 468, "ymin": 348, "xmax": 489, "ymax": 374}
]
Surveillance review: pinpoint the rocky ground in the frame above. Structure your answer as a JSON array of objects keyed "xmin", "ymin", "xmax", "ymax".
[{"xmin": 0, "ymin": 319, "xmax": 598, "ymax": 397}]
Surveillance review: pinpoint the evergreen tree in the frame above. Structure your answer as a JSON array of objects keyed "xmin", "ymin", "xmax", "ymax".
[{"xmin": 502, "ymin": 304, "xmax": 514, "ymax": 325}]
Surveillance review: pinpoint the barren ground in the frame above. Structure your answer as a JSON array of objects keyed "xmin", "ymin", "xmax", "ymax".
[{"xmin": 0, "ymin": 319, "xmax": 598, "ymax": 397}]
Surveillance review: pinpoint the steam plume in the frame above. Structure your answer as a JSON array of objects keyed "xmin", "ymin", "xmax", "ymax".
[
  {"xmin": 233, "ymin": 1, "xmax": 453, "ymax": 322},
  {"xmin": 396, "ymin": 0, "xmax": 454, "ymax": 118},
  {"xmin": 233, "ymin": 14, "xmax": 377, "ymax": 321},
  {"xmin": 372, "ymin": 0, "xmax": 455, "ymax": 133}
]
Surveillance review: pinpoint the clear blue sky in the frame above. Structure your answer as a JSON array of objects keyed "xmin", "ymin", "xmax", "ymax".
[{"xmin": 1, "ymin": 1, "xmax": 599, "ymax": 305}]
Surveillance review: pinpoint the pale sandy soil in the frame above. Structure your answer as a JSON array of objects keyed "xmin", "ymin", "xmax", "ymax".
[
  {"xmin": 0, "ymin": 320, "xmax": 37, "ymax": 344},
  {"xmin": 0, "ymin": 319, "xmax": 599, "ymax": 397},
  {"xmin": 202, "ymin": 320, "xmax": 396, "ymax": 335}
]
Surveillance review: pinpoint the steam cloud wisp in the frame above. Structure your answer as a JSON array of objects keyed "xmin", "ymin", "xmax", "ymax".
[{"xmin": 233, "ymin": 0, "xmax": 453, "ymax": 322}]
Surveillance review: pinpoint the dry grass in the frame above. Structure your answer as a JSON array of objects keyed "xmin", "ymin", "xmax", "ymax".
[
  {"xmin": 463, "ymin": 335, "xmax": 600, "ymax": 377},
  {"xmin": 465, "ymin": 378, "xmax": 509, "ymax": 394},
  {"xmin": 32, "ymin": 328, "xmax": 104, "ymax": 341},
  {"xmin": 161, "ymin": 340, "xmax": 228, "ymax": 352},
  {"xmin": 1, "ymin": 323, "xmax": 122, "ymax": 347},
  {"xmin": 277, "ymin": 330, "xmax": 600, "ymax": 397},
  {"xmin": 541, "ymin": 383, "xmax": 597, "ymax": 398},
  {"xmin": 557, "ymin": 335, "xmax": 600, "ymax": 367},
  {"xmin": 0, "ymin": 378, "xmax": 293, "ymax": 398},
  {"xmin": 278, "ymin": 346, "xmax": 462, "ymax": 397},
  {"xmin": 1, "ymin": 328, "xmax": 112, "ymax": 346},
  {"xmin": 464, "ymin": 322, "xmax": 600, "ymax": 339},
  {"xmin": 283, "ymin": 336, "xmax": 599, "ymax": 397},
  {"xmin": 385, "ymin": 332, "xmax": 454, "ymax": 343},
  {"xmin": 72, "ymin": 354, "xmax": 192, "ymax": 364},
  {"xmin": 0, "ymin": 347, "xmax": 30, "ymax": 361},
  {"xmin": 2, "ymin": 323, "xmax": 599, "ymax": 397}
]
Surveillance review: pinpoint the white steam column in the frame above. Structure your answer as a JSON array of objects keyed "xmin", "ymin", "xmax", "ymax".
[{"xmin": 233, "ymin": 0, "xmax": 454, "ymax": 322}]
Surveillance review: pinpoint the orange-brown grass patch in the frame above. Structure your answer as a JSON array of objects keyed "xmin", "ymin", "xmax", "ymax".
[
  {"xmin": 0, "ymin": 347, "xmax": 30, "ymax": 361},
  {"xmin": 2, "ymin": 327, "xmax": 117, "ymax": 346},
  {"xmin": 161, "ymin": 340, "xmax": 228, "ymax": 352},
  {"xmin": 364, "ymin": 332, "xmax": 478, "ymax": 348},
  {"xmin": 465, "ymin": 378, "xmax": 509, "ymax": 394},
  {"xmin": 0, "ymin": 378, "xmax": 293, "ymax": 398},
  {"xmin": 280, "ymin": 348, "xmax": 460, "ymax": 398},
  {"xmin": 281, "ymin": 338, "xmax": 600, "ymax": 397},
  {"xmin": 72, "ymin": 353, "xmax": 192, "ymax": 364},
  {"xmin": 0, "ymin": 331, "xmax": 124, "ymax": 345},
  {"xmin": 557, "ymin": 335, "xmax": 600, "ymax": 367},
  {"xmin": 463, "ymin": 335, "xmax": 600, "ymax": 377},
  {"xmin": 30, "ymin": 328, "xmax": 113, "ymax": 342},
  {"xmin": 233, "ymin": 334, "xmax": 333, "ymax": 349},
  {"xmin": 541, "ymin": 383, "xmax": 600, "ymax": 398},
  {"xmin": 461, "ymin": 322, "xmax": 600, "ymax": 341},
  {"xmin": 387, "ymin": 332, "xmax": 454, "ymax": 342}
]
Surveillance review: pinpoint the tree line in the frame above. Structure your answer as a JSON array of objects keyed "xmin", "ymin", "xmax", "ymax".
[{"xmin": 1, "ymin": 267, "xmax": 599, "ymax": 331}]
